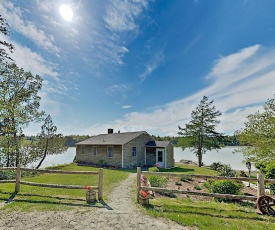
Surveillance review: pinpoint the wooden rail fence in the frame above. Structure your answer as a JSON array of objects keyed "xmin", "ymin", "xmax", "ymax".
[
  {"xmin": 137, "ymin": 167, "xmax": 275, "ymax": 202},
  {"xmin": 0, "ymin": 165, "xmax": 103, "ymax": 200}
]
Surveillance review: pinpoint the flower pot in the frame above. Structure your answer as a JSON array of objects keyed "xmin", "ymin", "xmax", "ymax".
[
  {"xmin": 86, "ymin": 190, "xmax": 96, "ymax": 202},
  {"xmin": 138, "ymin": 196, "xmax": 149, "ymax": 205}
]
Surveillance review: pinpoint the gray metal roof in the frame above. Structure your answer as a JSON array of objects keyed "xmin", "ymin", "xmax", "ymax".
[
  {"xmin": 76, "ymin": 131, "xmax": 148, "ymax": 146},
  {"xmin": 145, "ymin": 141, "xmax": 170, "ymax": 148}
]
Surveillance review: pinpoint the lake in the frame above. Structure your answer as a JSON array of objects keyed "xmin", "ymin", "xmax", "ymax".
[
  {"xmin": 174, "ymin": 146, "xmax": 255, "ymax": 171},
  {"xmin": 33, "ymin": 146, "xmax": 254, "ymax": 171}
]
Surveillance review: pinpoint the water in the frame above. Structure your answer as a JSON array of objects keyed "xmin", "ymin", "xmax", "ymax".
[
  {"xmin": 174, "ymin": 147, "xmax": 255, "ymax": 171},
  {"xmin": 31, "ymin": 146, "xmax": 254, "ymax": 171},
  {"xmin": 29, "ymin": 147, "xmax": 76, "ymax": 168}
]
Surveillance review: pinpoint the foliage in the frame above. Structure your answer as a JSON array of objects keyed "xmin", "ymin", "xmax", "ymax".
[
  {"xmin": 148, "ymin": 166, "xmax": 159, "ymax": 172},
  {"xmin": 204, "ymin": 179, "xmax": 244, "ymax": 195},
  {"xmin": 255, "ymin": 162, "xmax": 267, "ymax": 174},
  {"xmin": 0, "ymin": 170, "xmax": 16, "ymax": 180},
  {"xmin": 236, "ymin": 96, "xmax": 275, "ymax": 164},
  {"xmin": 265, "ymin": 163, "xmax": 275, "ymax": 195},
  {"xmin": 193, "ymin": 184, "xmax": 202, "ymax": 190},
  {"xmin": 216, "ymin": 164, "xmax": 236, "ymax": 177},
  {"xmin": 178, "ymin": 96, "xmax": 223, "ymax": 167},
  {"xmin": 147, "ymin": 175, "xmax": 168, "ymax": 187},
  {"xmin": 209, "ymin": 162, "xmax": 223, "ymax": 171},
  {"xmin": 35, "ymin": 115, "xmax": 67, "ymax": 169},
  {"xmin": 0, "ymin": 63, "xmax": 44, "ymax": 167},
  {"xmin": 0, "ymin": 15, "xmax": 14, "ymax": 64}
]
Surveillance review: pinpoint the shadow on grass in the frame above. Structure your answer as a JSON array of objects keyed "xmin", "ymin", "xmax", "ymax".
[
  {"xmin": 160, "ymin": 167, "xmax": 195, "ymax": 173},
  {"xmin": 1, "ymin": 191, "xmax": 113, "ymax": 210}
]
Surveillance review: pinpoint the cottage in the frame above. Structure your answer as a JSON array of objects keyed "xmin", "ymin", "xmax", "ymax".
[{"xmin": 76, "ymin": 129, "xmax": 174, "ymax": 168}]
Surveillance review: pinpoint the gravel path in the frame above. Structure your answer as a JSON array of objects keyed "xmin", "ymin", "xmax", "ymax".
[{"xmin": 0, "ymin": 173, "xmax": 187, "ymax": 230}]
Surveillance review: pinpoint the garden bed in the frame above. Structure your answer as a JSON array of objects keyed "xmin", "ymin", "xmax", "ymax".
[{"xmin": 153, "ymin": 175, "xmax": 258, "ymax": 202}]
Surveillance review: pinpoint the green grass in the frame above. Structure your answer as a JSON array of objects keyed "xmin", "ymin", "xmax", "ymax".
[
  {"xmin": 159, "ymin": 164, "xmax": 217, "ymax": 176},
  {"xmin": 0, "ymin": 163, "xmax": 130, "ymax": 212},
  {"xmin": 144, "ymin": 198, "xmax": 275, "ymax": 230}
]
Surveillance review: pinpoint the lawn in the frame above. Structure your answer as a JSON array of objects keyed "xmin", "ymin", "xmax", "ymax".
[{"xmin": 0, "ymin": 163, "xmax": 130, "ymax": 212}]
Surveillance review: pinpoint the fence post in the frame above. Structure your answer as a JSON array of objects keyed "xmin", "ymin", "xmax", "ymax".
[
  {"xmin": 137, "ymin": 167, "xmax": 141, "ymax": 202},
  {"xmin": 257, "ymin": 173, "xmax": 265, "ymax": 197},
  {"xmin": 98, "ymin": 168, "xmax": 103, "ymax": 200},
  {"xmin": 15, "ymin": 164, "xmax": 21, "ymax": 193}
]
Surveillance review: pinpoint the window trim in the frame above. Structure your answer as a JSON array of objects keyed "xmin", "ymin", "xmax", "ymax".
[
  {"xmin": 92, "ymin": 146, "xmax": 97, "ymax": 156},
  {"xmin": 107, "ymin": 146, "xmax": 113, "ymax": 158},
  {"xmin": 132, "ymin": 146, "xmax": 137, "ymax": 157}
]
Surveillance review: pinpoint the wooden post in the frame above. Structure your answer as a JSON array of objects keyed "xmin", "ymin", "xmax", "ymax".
[
  {"xmin": 15, "ymin": 164, "xmax": 21, "ymax": 193},
  {"xmin": 257, "ymin": 173, "xmax": 265, "ymax": 197},
  {"xmin": 137, "ymin": 167, "xmax": 141, "ymax": 202},
  {"xmin": 98, "ymin": 168, "xmax": 103, "ymax": 200}
]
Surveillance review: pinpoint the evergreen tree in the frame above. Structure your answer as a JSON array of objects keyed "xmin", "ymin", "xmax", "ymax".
[{"xmin": 178, "ymin": 96, "xmax": 222, "ymax": 167}]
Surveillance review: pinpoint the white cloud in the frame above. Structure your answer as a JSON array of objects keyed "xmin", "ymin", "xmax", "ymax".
[
  {"xmin": 0, "ymin": 0, "xmax": 60, "ymax": 53},
  {"xmin": 140, "ymin": 51, "xmax": 164, "ymax": 81},
  {"xmin": 106, "ymin": 84, "xmax": 129, "ymax": 97},
  {"xmin": 104, "ymin": 0, "xmax": 149, "ymax": 32},
  {"xmin": 122, "ymin": 105, "xmax": 133, "ymax": 109},
  {"xmin": 84, "ymin": 44, "xmax": 275, "ymax": 136}
]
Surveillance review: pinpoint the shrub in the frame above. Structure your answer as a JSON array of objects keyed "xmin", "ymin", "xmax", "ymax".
[
  {"xmin": 265, "ymin": 163, "xmax": 275, "ymax": 195},
  {"xmin": 180, "ymin": 176, "xmax": 193, "ymax": 182},
  {"xmin": 255, "ymin": 162, "xmax": 267, "ymax": 174},
  {"xmin": 147, "ymin": 175, "xmax": 167, "ymax": 187},
  {"xmin": 0, "ymin": 170, "xmax": 16, "ymax": 180},
  {"xmin": 204, "ymin": 179, "xmax": 244, "ymax": 195},
  {"xmin": 175, "ymin": 181, "xmax": 182, "ymax": 186},
  {"xmin": 148, "ymin": 166, "xmax": 159, "ymax": 172},
  {"xmin": 210, "ymin": 162, "xmax": 223, "ymax": 171},
  {"xmin": 194, "ymin": 184, "xmax": 202, "ymax": 190},
  {"xmin": 216, "ymin": 164, "xmax": 236, "ymax": 177}
]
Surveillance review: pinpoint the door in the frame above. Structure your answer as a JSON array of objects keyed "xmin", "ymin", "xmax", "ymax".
[{"xmin": 156, "ymin": 149, "xmax": 164, "ymax": 165}]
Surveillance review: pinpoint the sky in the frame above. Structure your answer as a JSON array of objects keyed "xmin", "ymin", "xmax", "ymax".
[{"xmin": 1, "ymin": 0, "xmax": 275, "ymax": 136}]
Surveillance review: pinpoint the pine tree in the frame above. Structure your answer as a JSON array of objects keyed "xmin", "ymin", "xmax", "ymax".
[{"xmin": 178, "ymin": 96, "xmax": 222, "ymax": 167}]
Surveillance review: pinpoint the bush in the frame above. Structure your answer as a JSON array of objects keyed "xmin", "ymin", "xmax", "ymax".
[
  {"xmin": 204, "ymin": 179, "xmax": 244, "ymax": 195},
  {"xmin": 0, "ymin": 170, "xmax": 16, "ymax": 180},
  {"xmin": 194, "ymin": 184, "xmax": 202, "ymax": 190},
  {"xmin": 216, "ymin": 164, "xmax": 236, "ymax": 177},
  {"xmin": 147, "ymin": 175, "xmax": 167, "ymax": 187},
  {"xmin": 148, "ymin": 166, "xmax": 159, "ymax": 172},
  {"xmin": 265, "ymin": 163, "xmax": 275, "ymax": 195},
  {"xmin": 210, "ymin": 162, "xmax": 223, "ymax": 171}
]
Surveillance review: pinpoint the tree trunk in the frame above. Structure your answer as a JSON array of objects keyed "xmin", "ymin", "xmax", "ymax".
[
  {"xmin": 197, "ymin": 147, "xmax": 203, "ymax": 167},
  {"xmin": 36, "ymin": 138, "xmax": 49, "ymax": 169}
]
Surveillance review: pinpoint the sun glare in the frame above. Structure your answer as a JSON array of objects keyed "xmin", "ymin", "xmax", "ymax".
[{"xmin": 59, "ymin": 4, "xmax": 73, "ymax": 22}]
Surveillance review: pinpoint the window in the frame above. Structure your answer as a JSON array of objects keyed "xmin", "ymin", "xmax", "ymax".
[
  {"xmin": 81, "ymin": 146, "xmax": 85, "ymax": 154},
  {"xmin": 107, "ymin": 146, "xmax": 113, "ymax": 158},
  {"xmin": 92, "ymin": 146, "xmax": 97, "ymax": 156},
  {"xmin": 157, "ymin": 150, "xmax": 163, "ymax": 162},
  {"xmin": 132, "ymin": 147, "xmax": 137, "ymax": 157}
]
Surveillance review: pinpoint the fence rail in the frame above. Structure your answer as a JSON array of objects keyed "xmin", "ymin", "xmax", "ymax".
[
  {"xmin": 0, "ymin": 165, "xmax": 103, "ymax": 200},
  {"xmin": 137, "ymin": 167, "xmax": 275, "ymax": 203}
]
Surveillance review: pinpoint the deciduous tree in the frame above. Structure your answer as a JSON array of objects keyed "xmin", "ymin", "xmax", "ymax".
[
  {"xmin": 0, "ymin": 15, "xmax": 14, "ymax": 64},
  {"xmin": 0, "ymin": 63, "xmax": 44, "ymax": 166},
  {"xmin": 178, "ymin": 96, "xmax": 222, "ymax": 167},
  {"xmin": 35, "ymin": 115, "xmax": 67, "ymax": 169},
  {"xmin": 236, "ymin": 96, "xmax": 275, "ymax": 164}
]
